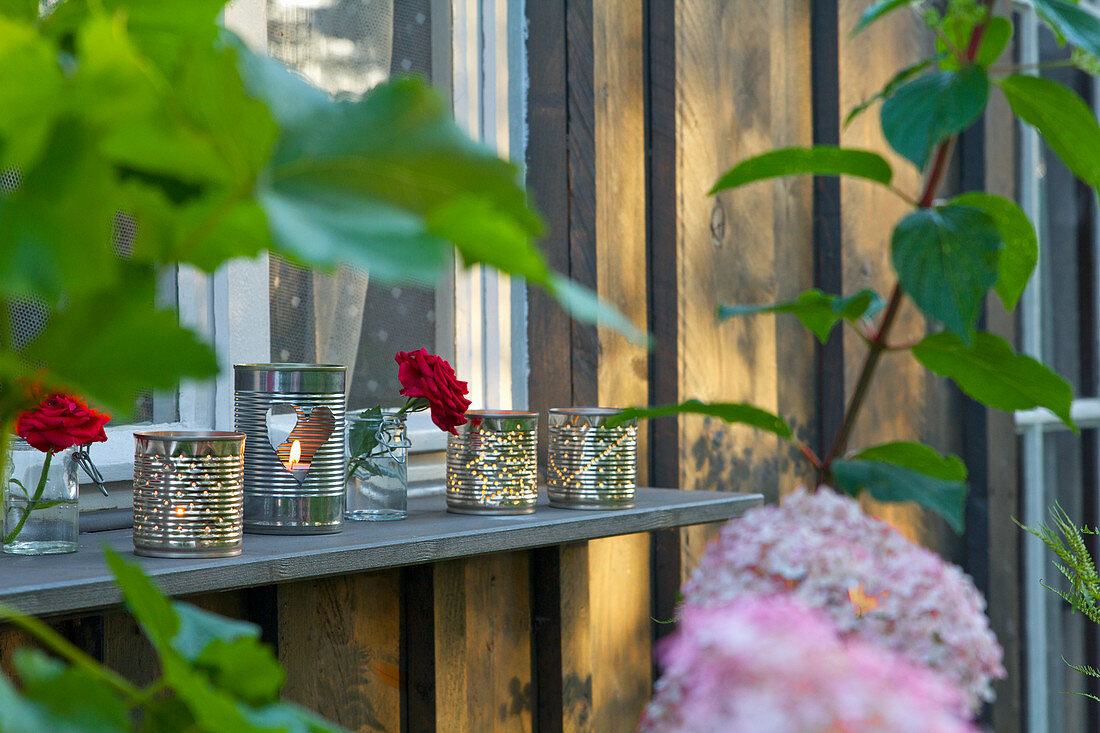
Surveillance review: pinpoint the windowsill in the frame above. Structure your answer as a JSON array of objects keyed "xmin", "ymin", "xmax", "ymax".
[{"xmin": 0, "ymin": 488, "xmax": 761, "ymax": 617}]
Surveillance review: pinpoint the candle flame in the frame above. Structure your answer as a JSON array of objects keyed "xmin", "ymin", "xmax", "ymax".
[{"xmin": 289, "ymin": 439, "xmax": 302, "ymax": 469}]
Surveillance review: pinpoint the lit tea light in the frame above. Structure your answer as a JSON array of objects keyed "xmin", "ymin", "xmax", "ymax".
[{"xmin": 289, "ymin": 439, "xmax": 311, "ymax": 482}]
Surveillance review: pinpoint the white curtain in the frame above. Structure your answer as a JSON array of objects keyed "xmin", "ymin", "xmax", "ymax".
[{"xmin": 266, "ymin": 0, "xmax": 394, "ymax": 389}]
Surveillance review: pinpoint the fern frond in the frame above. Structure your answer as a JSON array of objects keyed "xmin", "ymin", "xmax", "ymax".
[{"xmin": 1064, "ymin": 657, "xmax": 1100, "ymax": 679}]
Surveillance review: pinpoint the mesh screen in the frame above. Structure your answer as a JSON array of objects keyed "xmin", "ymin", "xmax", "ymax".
[
  {"xmin": 266, "ymin": 0, "xmax": 440, "ymax": 411},
  {"xmin": 1, "ymin": 166, "xmax": 176, "ymax": 423}
]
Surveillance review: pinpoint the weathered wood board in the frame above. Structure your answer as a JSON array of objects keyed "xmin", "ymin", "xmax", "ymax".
[{"xmin": 675, "ymin": 0, "xmax": 815, "ymax": 579}]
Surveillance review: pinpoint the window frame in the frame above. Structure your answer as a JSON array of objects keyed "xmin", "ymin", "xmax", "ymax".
[
  {"xmin": 1016, "ymin": 3, "xmax": 1100, "ymax": 729},
  {"xmin": 85, "ymin": 0, "xmax": 530, "ymax": 501}
]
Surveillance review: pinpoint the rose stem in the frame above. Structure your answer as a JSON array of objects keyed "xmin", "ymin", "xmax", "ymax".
[{"xmin": 4, "ymin": 450, "xmax": 54, "ymax": 544}]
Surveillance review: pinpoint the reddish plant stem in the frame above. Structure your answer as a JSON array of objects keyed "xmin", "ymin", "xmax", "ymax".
[{"xmin": 816, "ymin": 2, "xmax": 993, "ymax": 485}]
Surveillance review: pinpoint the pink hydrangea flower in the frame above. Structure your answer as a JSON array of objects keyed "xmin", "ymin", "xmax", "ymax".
[
  {"xmin": 680, "ymin": 487, "xmax": 1005, "ymax": 713},
  {"xmin": 640, "ymin": 598, "xmax": 979, "ymax": 733}
]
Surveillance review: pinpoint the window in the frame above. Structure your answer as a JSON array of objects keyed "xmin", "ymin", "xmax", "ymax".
[
  {"xmin": 85, "ymin": 0, "xmax": 530, "ymax": 505},
  {"xmin": 1017, "ymin": 5, "xmax": 1100, "ymax": 730}
]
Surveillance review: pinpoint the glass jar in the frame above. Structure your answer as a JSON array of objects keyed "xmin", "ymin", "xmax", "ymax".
[
  {"xmin": 3, "ymin": 438, "xmax": 79, "ymax": 555},
  {"xmin": 345, "ymin": 410, "xmax": 409, "ymax": 521}
]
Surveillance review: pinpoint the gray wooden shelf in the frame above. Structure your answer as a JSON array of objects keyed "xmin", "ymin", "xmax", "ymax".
[{"xmin": 0, "ymin": 488, "xmax": 759, "ymax": 618}]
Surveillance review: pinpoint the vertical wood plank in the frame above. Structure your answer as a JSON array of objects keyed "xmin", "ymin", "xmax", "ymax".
[
  {"xmin": 0, "ymin": 624, "xmax": 35, "ymax": 679},
  {"xmin": 586, "ymin": 534, "xmax": 649, "ymax": 732},
  {"xmin": 591, "ymin": 2, "xmax": 652, "ymax": 730},
  {"xmin": 558, "ymin": 543, "xmax": 593, "ymax": 730},
  {"xmin": 278, "ymin": 573, "xmax": 401, "ymax": 732},
  {"xmin": 1, "ymin": 614, "xmax": 103, "ymax": 680},
  {"xmin": 983, "ymin": 64, "xmax": 1022, "ymax": 733},
  {"xmin": 567, "ymin": 0, "xmax": 599, "ymax": 408},
  {"xmin": 675, "ymin": 0, "xmax": 814, "ymax": 576},
  {"xmin": 102, "ymin": 609, "xmax": 159, "ymax": 686},
  {"xmin": 526, "ymin": 0, "xmax": 571, "ymax": 483},
  {"xmin": 434, "ymin": 553, "xmax": 533, "ymax": 732}
]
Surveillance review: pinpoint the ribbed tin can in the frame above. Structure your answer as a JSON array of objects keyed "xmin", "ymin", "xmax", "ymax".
[
  {"xmin": 547, "ymin": 407, "xmax": 637, "ymax": 509},
  {"xmin": 446, "ymin": 410, "xmax": 538, "ymax": 515},
  {"xmin": 234, "ymin": 364, "xmax": 346, "ymax": 534},
  {"xmin": 132, "ymin": 431, "xmax": 245, "ymax": 558}
]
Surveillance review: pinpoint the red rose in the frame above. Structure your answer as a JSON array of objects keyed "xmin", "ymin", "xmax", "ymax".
[
  {"xmin": 15, "ymin": 393, "xmax": 111, "ymax": 454},
  {"xmin": 395, "ymin": 349, "xmax": 471, "ymax": 434}
]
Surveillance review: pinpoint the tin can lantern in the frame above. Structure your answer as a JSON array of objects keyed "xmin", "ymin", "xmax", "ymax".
[
  {"xmin": 446, "ymin": 410, "xmax": 538, "ymax": 514},
  {"xmin": 547, "ymin": 407, "xmax": 637, "ymax": 509},
  {"xmin": 234, "ymin": 364, "xmax": 347, "ymax": 534},
  {"xmin": 132, "ymin": 431, "xmax": 246, "ymax": 558}
]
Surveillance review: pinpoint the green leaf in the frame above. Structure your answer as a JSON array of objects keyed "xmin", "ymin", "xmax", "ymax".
[
  {"xmin": 833, "ymin": 458, "xmax": 968, "ymax": 533},
  {"xmin": 709, "ymin": 147, "xmax": 892, "ymax": 194},
  {"xmin": 880, "ymin": 65, "xmax": 989, "ymax": 170},
  {"xmin": 0, "ymin": 670, "xmax": 86, "ymax": 733},
  {"xmin": 976, "ymin": 16, "xmax": 1013, "ymax": 66},
  {"xmin": 13, "ymin": 650, "xmax": 130, "ymax": 733},
  {"xmin": 853, "ymin": 0, "xmax": 915, "ymax": 35},
  {"xmin": 238, "ymin": 49, "xmax": 546, "ymax": 284},
  {"xmin": 196, "ymin": 637, "xmax": 286, "ymax": 707},
  {"xmin": 171, "ymin": 603, "xmax": 285, "ymax": 706},
  {"xmin": 349, "ymin": 407, "xmax": 384, "ymax": 461},
  {"xmin": 104, "ymin": 547, "xmax": 179, "ymax": 645},
  {"xmin": 0, "ymin": 1, "xmax": 37, "ymax": 20},
  {"xmin": 125, "ymin": 185, "xmax": 273, "ymax": 271},
  {"xmin": 20, "ymin": 267, "xmax": 219, "ymax": 416},
  {"xmin": 950, "ymin": 192, "xmax": 1037, "ymax": 311},
  {"xmin": 844, "ymin": 56, "xmax": 942, "ymax": 128},
  {"xmin": 998, "ymin": 74, "xmax": 1100, "ymax": 191},
  {"xmin": 718, "ymin": 288, "xmax": 884, "ymax": 343},
  {"xmin": 171, "ymin": 603, "xmax": 260, "ymax": 661},
  {"xmin": 0, "ymin": 16, "xmax": 63, "ymax": 169},
  {"xmin": 607, "ymin": 399, "xmax": 792, "ymax": 441},
  {"xmin": 913, "ymin": 331, "xmax": 1076, "ymax": 431},
  {"xmin": 0, "ymin": 121, "xmax": 119, "ymax": 302},
  {"xmin": 891, "ymin": 205, "xmax": 1002, "ymax": 341},
  {"xmin": 1033, "ymin": 0, "xmax": 1100, "ymax": 61},
  {"xmin": 852, "ymin": 441, "xmax": 968, "ymax": 481},
  {"xmin": 139, "ymin": 697, "xmax": 196, "ymax": 733}
]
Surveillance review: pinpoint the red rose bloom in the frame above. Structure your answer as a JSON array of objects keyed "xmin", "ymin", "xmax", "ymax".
[
  {"xmin": 16, "ymin": 394, "xmax": 111, "ymax": 454},
  {"xmin": 395, "ymin": 349, "xmax": 471, "ymax": 434}
]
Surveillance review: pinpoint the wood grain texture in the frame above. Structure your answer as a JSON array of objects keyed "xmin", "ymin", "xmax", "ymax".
[
  {"xmin": 675, "ymin": 0, "xmax": 815, "ymax": 578},
  {"xmin": 0, "ymin": 614, "xmax": 103, "ymax": 680},
  {"xmin": 277, "ymin": 572, "xmax": 401, "ymax": 732},
  {"xmin": 525, "ymin": 0, "xmax": 571, "ymax": 483},
  {"xmin": 837, "ymin": 0, "xmax": 958, "ymax": 548},
  {"xmin": 434, "ymin": 553, "xmax": 534, "ymax": 732},
  {"xmin": 102, "ymin": 609, "xmax": 158, "ymax": 687},
  {"xmin": 567, "ymin": 0, "xmax": 599, "ymax": 408},
  {"xmin": 588, "ymin": 2, "xmax": 652, "ymax": 730},
  {"xmin": 983, "ymin": 68, "xmax": 1022, "ymax": 733}
]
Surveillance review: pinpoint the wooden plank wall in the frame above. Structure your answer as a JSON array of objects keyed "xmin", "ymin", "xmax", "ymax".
[
  {"xmin": 528, "ymin": 0, "xmax": 651, "ymax": 730},
  {"xmin": 672, "ymin": 0, "xmax": 815, "ymax": 577}
]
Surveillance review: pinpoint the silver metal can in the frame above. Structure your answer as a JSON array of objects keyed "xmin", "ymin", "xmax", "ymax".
[
  {"xmin": 446, "ymin": 410, "xmax": 538, "ymax": 515},
  {"xmin": 234, "ymin": 364, "xmax": 346, "ymax": 534},
  {"xmin": 547, "ymin": 407, "xmax": 637, "ymax": 509},
  {"xmin": 133, "ymin": 431, "xmax": 246, "ymax": 558}
]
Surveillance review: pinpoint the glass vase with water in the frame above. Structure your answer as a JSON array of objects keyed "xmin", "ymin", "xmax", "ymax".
[
  {"xmin": 345, "ymin": 409, "xmax": 409, "ymax": 520},
  {"xmin": 3, "ymin": 438, "xmax": 79, "ymax": 555}
]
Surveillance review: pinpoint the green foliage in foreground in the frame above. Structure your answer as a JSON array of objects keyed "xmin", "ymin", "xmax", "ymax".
[
  {"xmin": 0, "ymin": 0, "xmax": 644, "ymax": 426},
  {"xmin": 0, "ymin": 549, "xmax": 346, "ymax": 732},
  {"xmin": 617, "ymin": 0, "xmax": 1094, "ymax": 532}
]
